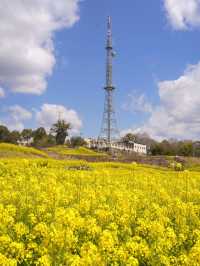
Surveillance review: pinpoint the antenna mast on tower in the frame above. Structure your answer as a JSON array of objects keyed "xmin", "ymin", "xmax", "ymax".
[{"xmin": 99, "ymin": 16, "xmax": 119, "ymax": 145}]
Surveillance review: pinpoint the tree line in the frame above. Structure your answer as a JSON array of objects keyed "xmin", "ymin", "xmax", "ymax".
[
  {"xmin": 1, "ymin": 121, "xmax": 200, "ymax": 157},
  {"xmin": 0, "ymin": 120, "xmax": 86, "ymax": 148},
  {"xmin": 122, "ymin": 133, "xmax": 200, "ymax": 157}
]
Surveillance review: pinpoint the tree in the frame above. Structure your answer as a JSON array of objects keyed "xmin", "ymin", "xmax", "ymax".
[
  {"xmin": 32, "ymin": 128, "xmax": 56, "ymax": 147},
  {"xmin": 46, "ymin": 134, "xmax": 56, "ymax": 146},
  {"xmin": 160, "ymin": 140, "xmax": 174, "ymax": 155},
  {"xmin": 193, "ymin": 142, "xmax": 200, "ymax": 157},
  {"xmin": 9, "ymin": 130, "xmax": 21, "ymax": 144},
  {"xmin": 0, "ymin": 125, "xmax": 10, "ymax": 143},
  {"xmin": 33, "ymin": 127, "xmax": 47, "ymax": 147},
  {"xmin": 70, "ymin": 136, "xmax": 86, "ymax": 148},
  {"xmin": 178, "ymin": 141, "xmax": 193, "ymax": 157},
  {"xmin": 121, "ymin": 133, "xmax": 135, "ymax": 145},
  {"xmin": 151, "ymin": 142, "xmax": 163, "ymax": 155},
  {"xmin": 135, "ymin": 133, "xmax": 156, "ymax": 147},
  {"xmin": 51, "ymin": 120, "xmax": 71, "ymax": 145},
  {"xmin": 21, "ymin": 129, "xmax": 33, "ymax": 142}
]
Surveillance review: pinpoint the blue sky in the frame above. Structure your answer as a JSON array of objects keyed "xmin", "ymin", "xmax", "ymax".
[{"xmin": 1, "ymin": 0, "xmax": 200, "ymax": 140}]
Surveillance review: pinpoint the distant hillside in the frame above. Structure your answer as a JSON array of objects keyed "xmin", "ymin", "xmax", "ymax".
[{"xmin": 0, "ymin": 143, "xmax": 47, "ymax": 158}]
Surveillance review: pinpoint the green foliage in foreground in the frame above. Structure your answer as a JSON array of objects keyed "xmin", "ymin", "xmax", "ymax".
[
  {"xmin": 0, "ymin": 143, "xmax": 47, "ymax": 158},
  {"xmin": 0, "ymin": 159, "xmax": 200, "ymax": 265},
  {"xmin": 47, "ymin": 145, "xmax": 107, "ymax": 156}
]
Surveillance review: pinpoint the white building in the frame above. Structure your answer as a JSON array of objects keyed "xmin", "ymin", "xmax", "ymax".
[
  {"xmin": 85, "ymin": 138, "xmax": 147, "ymax": 155},
  {"xmin": 17, "ymin": 137, "xmax": 33, "ymax": 146}
]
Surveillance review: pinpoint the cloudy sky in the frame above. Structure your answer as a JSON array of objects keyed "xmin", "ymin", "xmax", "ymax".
[{"xmin": 1, "ymin": 0, "xmax": 200, "ymax": 140}]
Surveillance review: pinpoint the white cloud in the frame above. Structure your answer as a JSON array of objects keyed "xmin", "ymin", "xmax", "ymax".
[
  {"xmin": 122, "ymin": 92, "xmax": 153, "ymax": 114},
  {"xmin": 0, "ymin": 105, "xmax": 32, "ymax": 131},
  {"xmin": 123, "ymin": 62, "xmax": 200, "ymax": 140},
  {"xmin": 7, "ymin": 105, "xmax": 32, "ymax": 121},
  {"xmin": 0, "ymin": 103, "xmax": 82, "ymax": 133},
  {"xmin": 164, "ymin": 0, "xmax": 200, "ymax": 30},
  {"xmin": 0, "ymin": 88, "xmax": 5, "ymax": 98},
  {"xmin": 0, "ymin": 0, "xmax": 80, "ymax": 94},
  {"xmin": 36, "ymin": 103, "xmax": 82, "ymax": 134},
  {"xmin": 138, "ymin": 1, "xmax": 200, "ymax": 139}
]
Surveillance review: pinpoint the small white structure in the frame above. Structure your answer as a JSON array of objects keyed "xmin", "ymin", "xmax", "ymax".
[
  {"xmin": 17, "ymin": 137, "xmax": 33, "ymax": 146},
  {"xmin": 85, "ymin": 138, "xmax": 147, "ymax": 155}
]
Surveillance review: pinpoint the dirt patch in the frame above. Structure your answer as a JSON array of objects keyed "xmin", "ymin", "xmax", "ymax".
[{"xmin": 45, "ymin": 149, "xmax": 198, "ymax": 169}]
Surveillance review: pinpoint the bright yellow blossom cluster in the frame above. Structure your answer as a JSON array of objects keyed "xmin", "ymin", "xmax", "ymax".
[{"xmin": 0, "ymin": 158, "xmax": 200, "ymax": 265}]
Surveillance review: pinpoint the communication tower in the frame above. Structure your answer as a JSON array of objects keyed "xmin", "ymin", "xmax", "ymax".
[{"xmin": 99, "ymin": 16, "xmax": 119, "ymax": 145}]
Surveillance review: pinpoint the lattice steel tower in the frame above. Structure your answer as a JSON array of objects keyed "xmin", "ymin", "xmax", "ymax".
[{"xmin": 99, "ymin": 16, "xmax": 119, "ymax": 144}]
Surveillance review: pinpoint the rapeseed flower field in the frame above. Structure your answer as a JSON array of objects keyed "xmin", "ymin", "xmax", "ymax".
[
  {"xmin": 47, "ymin": 146, "xmax": 107, "ymax": 157},
  {"xmin": 0, "ymin": 144, "xmax": 47, "ymax": 158},
  {"xmin": 0, "ymin": 159, "xmax": 200, "ymax": 265}
]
